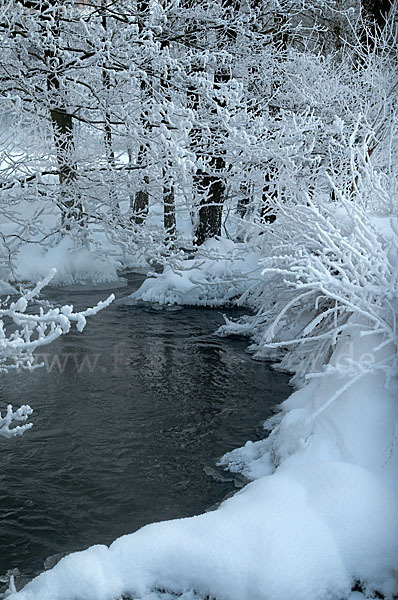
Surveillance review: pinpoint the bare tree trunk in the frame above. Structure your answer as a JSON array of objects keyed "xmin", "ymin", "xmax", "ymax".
[
  {"xmin": 260, "ymin": 169, "xmax": 277, "ymax": 224},
  {"xmin": 47, "ymin": 61, "xmax": 83, "ymax": 230},
  {"xmin": 237, "ymin": 182, "xmax": 253, "ymax": 218},
  {"xmin": 192, "ymin": 68, "xmax": 228, "ymax": 245},
  {"xmin": 101, "ymin": 5, "xmax": 115, "ymax": 167},
  {"xmin": 130, "ymin": 143, "xmax": 149, "ymax": 225},
  {"xmin": 158, "ymin": 33, "xmax": 177, "ymax": 247},
  {"xmin": 163, "ymin": 168, "xmax": 176, "ymax": 246},
  {"xmin": 13, "ymin": 1, "xmax": 83, "ymax": 229},
  {"xmin": 194, "ymin": 156, "xmax": 225, "ymax": 245},
  {"xmin": 131, "ymin": 0, "xmax": 150, "ymax": 224},
  {"xmin": 189, "ymin": 0, "xmax": 241, "ymax": 244}
]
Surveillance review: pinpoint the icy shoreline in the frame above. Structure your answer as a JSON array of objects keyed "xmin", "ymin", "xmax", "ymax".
[
  {"xmin": 5, "ymin": 316, "xmax": 397, "ymax": 600},
  {"xmin": 6, "ymin": 205, "xmax": 398, "ymax": 600}
]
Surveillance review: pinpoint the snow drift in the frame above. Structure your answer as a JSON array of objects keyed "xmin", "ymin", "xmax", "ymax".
[{"xmin": 15, "ymin": 236, "xmax": 121, "ymax": 287}]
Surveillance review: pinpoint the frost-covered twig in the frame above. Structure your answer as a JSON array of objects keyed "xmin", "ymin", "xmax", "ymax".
[
  {"xmin": 0, "ymin": 404, "xmax": 33, "ymax": 439},
  {"xmin": 0, "ymin": 268, "xmax": 114, "ymax": 372},
  {"xmin": 0, "ymin": 269, "xmax": 114, "ymax": 438}
]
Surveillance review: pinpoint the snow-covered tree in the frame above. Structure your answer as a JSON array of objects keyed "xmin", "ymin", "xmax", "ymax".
[{"xmin": 0, "ymin": 0, "xmax": 395, "ymax": 279}]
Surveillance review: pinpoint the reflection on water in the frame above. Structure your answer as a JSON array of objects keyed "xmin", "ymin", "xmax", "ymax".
[{"xmin": 0, "ymin": 273, "xmax": 290, "ymax": 580}]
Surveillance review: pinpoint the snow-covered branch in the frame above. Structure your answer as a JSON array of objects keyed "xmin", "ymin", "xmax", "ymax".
[
  {"xmin": 0, "ymin": 268, "xmax": 114, "ymax": 373},
  {"xmin": 0, "ymin": 404, "xmax": 33, "ymax": 439},
  {"xmin": 0, "ymin": 268, "xmax": 114, "ymax": 438}
]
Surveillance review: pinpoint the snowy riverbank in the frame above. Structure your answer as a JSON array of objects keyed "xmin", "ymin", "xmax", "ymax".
[{"xmin": 5, "ymin": 194, "xmax": 398, "ymax": 600}]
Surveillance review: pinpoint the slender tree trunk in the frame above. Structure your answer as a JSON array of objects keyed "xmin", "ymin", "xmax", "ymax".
[
  {"xmin": 131, "ymin": 0, "xmax": 150, "ymax": 224},
  {"xmin": 193, "ymin": 166, "xmax": 225, "ymax": 246},
  {"xmin": 130, "ymin": 142, "xmax": 149, "ymax": 225},
  {"xmin": 131, "ymin": 141, "xmax": 149, "ymax": 224},
  {"xmin": 158, "ymin": 34, "xmax": 177, "ymax": 247},
  {"xmin": 260, "ymin": 169, "xmax": 277, "ymax": 224},
  {"xmin": 194, "ymin": 156, "xmax": 225, "ymax": 245},
  {"xmin": 194, "ymin": 177, "xmax": 224, "ymax": 244},
  {"xmin": 47, "ymin": 58, "xmax": 83, "ymax": 230},
  {"xmin": 192, "ymin": 68, "xmax": 228, "ymax": 245},
  {"xmin": 163, "ymin": 168, "xmax": 176, "ymax": 245},
  {"xmin": 237, "ymin": 181, "xmax": 253, "ymax": 218},
  {"xmin": 101, "ymin": 6, "xmax": 115, "ymax": 167},
  {"xmin": 100, "ymin": 3, "xmax": 119, "ymax": 218},
  {"xmin": 14, "ymin": 1, "xmax": 82, "ymax": 229},
  {"xmin": 189, "ymin": 0, "xmax": 240, "ymax": 244}
]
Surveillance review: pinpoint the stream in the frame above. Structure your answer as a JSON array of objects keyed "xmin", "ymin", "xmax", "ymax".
[{"xmin": 0, "ymin": 272, "xmax": 290, "ymax": 583}]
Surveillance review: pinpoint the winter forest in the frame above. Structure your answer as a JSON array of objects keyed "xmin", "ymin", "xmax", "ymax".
[{"xmin": 0, "ymin": 0, "xmax": 397, "ymax": 598}]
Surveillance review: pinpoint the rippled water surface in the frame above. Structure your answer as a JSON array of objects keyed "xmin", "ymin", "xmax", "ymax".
[{"xmin": 0, "ymin": 273, "xmax": 290, "ymax": 580}]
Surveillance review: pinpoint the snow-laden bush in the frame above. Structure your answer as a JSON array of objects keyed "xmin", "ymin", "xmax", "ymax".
[
  {"xmin": 214, "ymin": 148, "xmax": 398, "ymax": 499},
  {"xmin": 0, "ymin": 268, "xmax": 114, "ymax": 438},
  {"xmin": 219, "ymin": 157, "xmax": 397, "ymax": 387}
]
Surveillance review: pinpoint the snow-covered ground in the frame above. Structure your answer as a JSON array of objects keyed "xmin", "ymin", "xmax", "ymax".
[
  {"xmin": 5, "ymin": 197, "xmax": 398, "ymax": 600},
  {"xmin": 0, "ymin": 183, "xmax": 193, "ymax": 288},
  {"xmin": 15, "ymin": 236, "xmax": 121, "ymax": 286},
  {"xmin": 0, "ymin": 197, "xmax": 142, "ymax": 287}
]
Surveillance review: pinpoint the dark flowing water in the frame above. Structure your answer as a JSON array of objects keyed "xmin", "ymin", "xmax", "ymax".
[{"xmin": 0, "ymin": 273, "xmax": 290, "ymax": 582}]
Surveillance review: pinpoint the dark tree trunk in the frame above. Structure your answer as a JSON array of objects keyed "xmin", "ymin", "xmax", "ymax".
[
  {"xmin": 260, "ymin": 169, "xmax": 277, "ymax": 224},
  {"xmin": 50, "ymin": 109, "xmax": 83, "ymax": 229},
  {"xmin": 163, "ymin": 170, "xmax": 176, "ymax": 246},
  {"xmin": 237, "ymin": 182, "xmax": 253, "ymax": 218},
  {"xmin": 101, "ymin": 6, "xmax": 115, "ymax": 167},
  {"xmin": 17, "ymin": 0, "xmax": 83, "ymax": 229},
  {"xmin": 132, "ymin": 184, "xmax": 149, "ymax": 225},
  {"xmin": 131, "ymin": 150, "xmax": 149, "ymax": 221},
  {"xmin": 131, "ymin": 0, "xmax": 150, "ymax": 223},
  {"xmin": 130, "ymin": 140, "xmax": 149, "ymax": 224},
  {"xmin": 159, "ymin": 34, "xmax": 177, "ymax": 246},
  {"xmin": 194, "ymin": 156, "xmax": 225, "ymax": 245},
  {"xmin": 132, "ymin": 187, "xmax": 149, "ymax": 225},
  {"xmin": 193, "ymin": 68, "xmax": 228, "ymax": 245},
  {"xmin": 47, "ymin": 51, "xmax": 83, "ymax": 229}
]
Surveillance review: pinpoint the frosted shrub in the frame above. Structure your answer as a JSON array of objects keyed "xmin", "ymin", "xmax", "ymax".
[{"xmin": 220, "ymin": 161, "xmax": 398, "ymax": 389}]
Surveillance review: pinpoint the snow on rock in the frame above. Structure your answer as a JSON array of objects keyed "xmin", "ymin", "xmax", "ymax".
[
  {"xmin": 15, "ymin": 236, "xmax": 121, "ymax": 286},
  {"xmin": 129, "ymin": 237, "xmax": 263, "ymax": 306}
]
